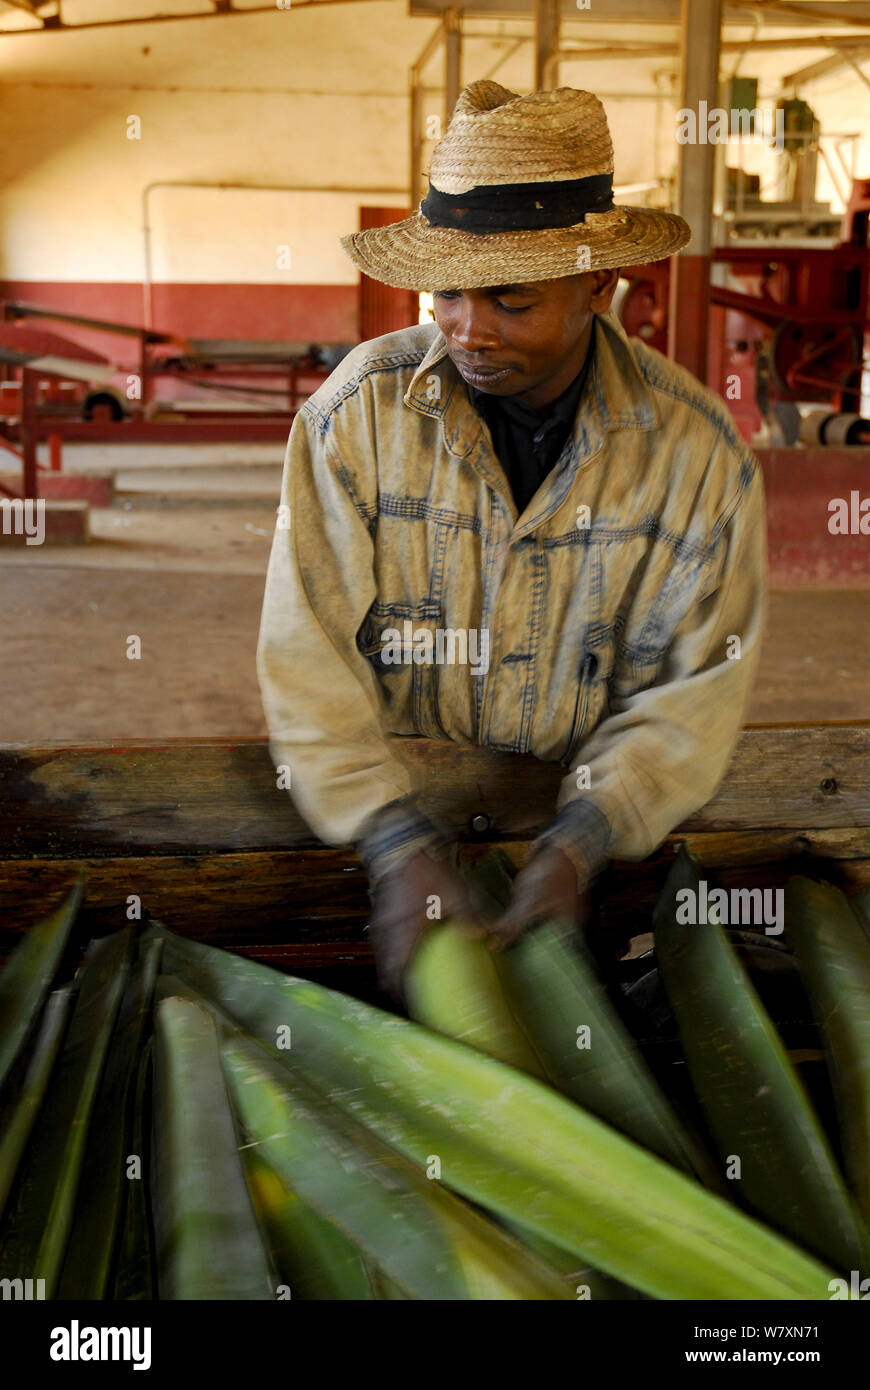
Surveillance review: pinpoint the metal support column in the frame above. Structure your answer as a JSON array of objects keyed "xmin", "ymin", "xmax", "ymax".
[
  {"xmin": 20, "ymin": 369, "xmax": 39, "ymax": 500},
  {"xmin": 445, "ymin": 9, "xmax": 462, "ymax": 125},
  {"xmin": 534, "ymin": 0, "xmax": 560, "ymax": 91},
  {"xmin": 409, "ymin": 23, "xmax": 445, "ymax": 209},
  {"xmin": 668, "ymin": 0, "xmax": 722, "ymax": 383},
  {"xmin": 410, "ymin": 73, "xmax": 423, "ymax": 210}
]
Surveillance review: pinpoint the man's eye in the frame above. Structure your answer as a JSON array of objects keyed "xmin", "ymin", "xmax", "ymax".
[
  {"xmin": 497, "ymin": 302, "xmax": 531, "ymax": 314},
  {"xmin": 434, "ymin": 290, "xmax": 460, "ymax": 300}
]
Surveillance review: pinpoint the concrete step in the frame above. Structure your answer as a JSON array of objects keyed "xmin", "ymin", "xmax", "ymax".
[
  {"xmin": 38, "ymin": 442, "xmax": 285, "ymax": 472},
  {"xmin": 0, "ymin": 498, "xmax": 89, "ymax": 546},
  {"xmin": 113, "ymin": 464, "xmax": 283, "ymax": 498}
]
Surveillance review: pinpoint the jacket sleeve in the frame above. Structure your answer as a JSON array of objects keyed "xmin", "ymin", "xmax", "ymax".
[
  {"xmin": 256, "ymin": 407, "xmax": 441, "ymax": 863},
  {"xmin": 536, "ymin": 460, "xmax": 768, "ymax": 879}
]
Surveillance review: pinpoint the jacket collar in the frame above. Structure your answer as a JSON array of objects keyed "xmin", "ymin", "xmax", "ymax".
[
  {"xmin": 404, "ymin": 310, "xmax": 661, "ymax": 529},
  {"xmin": 404, "ymin": 308, "xmax": 661, "ymax": 454}
]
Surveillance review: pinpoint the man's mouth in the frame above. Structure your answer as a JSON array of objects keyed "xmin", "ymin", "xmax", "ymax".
[{"xmin": 454, "ymin": 360, "xmax": 514, "ymax": 386}]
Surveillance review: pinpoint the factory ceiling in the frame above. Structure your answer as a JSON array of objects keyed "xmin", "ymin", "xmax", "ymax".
[
  {"xmin": 2, "ymin": 0, "xmax": 870, "ymax": 33},
  {"xmin": 1, "ymin": 0, "xmax": 869, "ymax": 109}
]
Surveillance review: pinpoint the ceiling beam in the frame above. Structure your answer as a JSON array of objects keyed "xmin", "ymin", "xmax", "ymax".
[
  {"xmin": 411, "ymin": 0, "xmax": 870, "ymax": 27},
  {"xmin": 0, "ymin": 0, "xmax": 46, "ymax": 19},
  {"xmin": 0, "ymin": 0, "xmax": 375, "ymax": 35},
  {"xmin": 844, "ymin": 52, "xmax": 870, "ymax": 93},
  {"xmin": 784, "ymin": 47, "xmax": 870, "ymax": 87},
  {"xmin": 551, "ymin": 34, "xmax": 870, "ymax": 62},
  {"xmin": 728, "ymin": 0, "xmax": 870, "ymax": 26}
]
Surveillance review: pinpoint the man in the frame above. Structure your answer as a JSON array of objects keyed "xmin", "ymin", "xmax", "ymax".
[{"xmin": 256, "ymin": 81, "xmax": 767, "ymax": 997}]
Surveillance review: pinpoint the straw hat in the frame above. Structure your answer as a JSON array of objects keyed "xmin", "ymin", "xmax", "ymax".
[{"xmin": 341, "ymin": 80, "xmax": 690, "ymax": 291}]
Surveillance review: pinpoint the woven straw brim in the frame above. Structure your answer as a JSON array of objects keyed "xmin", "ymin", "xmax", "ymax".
[{"xmin": 341, "ymin": 204, "xmax": 690, "ymax": 291}]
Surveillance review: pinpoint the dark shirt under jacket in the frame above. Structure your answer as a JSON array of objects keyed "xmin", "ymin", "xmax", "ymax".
[{"xmin": 469, "ymin": 341, "xmax": 595, "ymax": 514}]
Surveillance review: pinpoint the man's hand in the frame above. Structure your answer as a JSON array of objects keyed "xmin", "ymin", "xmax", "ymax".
[
  {"xmin": 367, "ymin": 849, "xmax": 479, "ymax": 1001},
  {"xmin": 490, "ymin": 845, "xmax": 592, "ymax": 949}
]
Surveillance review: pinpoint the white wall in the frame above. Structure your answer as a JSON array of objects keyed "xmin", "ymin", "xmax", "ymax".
[
  {"xmin": 0, "ymin": 3, "xmax": 420, "ymax": 283},
  {"xmin": 2, "ymin": 3, "xmax": 869, "ymax": 285}
]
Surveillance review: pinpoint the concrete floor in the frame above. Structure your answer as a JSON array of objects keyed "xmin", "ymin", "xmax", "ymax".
[{"xmin": 1, "ymin": 479, "xmax": 867, "ymax": 744}]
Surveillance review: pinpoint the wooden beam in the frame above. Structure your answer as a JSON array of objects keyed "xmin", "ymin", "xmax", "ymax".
[
  {"xmin": 1, "ymin": 726, "xmax": 868, "ymax": 860},
  {"xmin": 2, "ymin": 825, "xmax": 868, "ymax": 964},
  {"xmin": 2, "ymin": 729, "xmax": 868, "ymax": 967}
]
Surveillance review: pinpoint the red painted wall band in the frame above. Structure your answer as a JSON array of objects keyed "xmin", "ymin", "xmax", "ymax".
[{"xmin": 0, "ymin": 281, "xmax": 361, "ymax": 366}]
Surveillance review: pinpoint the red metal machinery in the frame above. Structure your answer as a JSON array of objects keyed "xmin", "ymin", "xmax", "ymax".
[
  {"xmin": 0, "ymin": 300, "xmax": 345, "ymax": 425},
  {"xmin": 0, "ymin": 303, "xmax": 352, "ymax": 498},
  {"xmin": 0, "ymin": 325, "xmax": 118, "ymax": 502},
  {"xmin": 619, "ymin": 178, "xmax": 870, "ymax": 444}
]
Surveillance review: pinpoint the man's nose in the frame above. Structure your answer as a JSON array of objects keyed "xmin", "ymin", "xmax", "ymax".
[{"xmin": 451, "ymin": 301, "xmax": 501, "ymax": 352}]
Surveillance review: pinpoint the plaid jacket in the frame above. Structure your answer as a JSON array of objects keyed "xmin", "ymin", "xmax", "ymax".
[{"xmin": 256, "ymin": 308, "xmax": 767, "ymax": 883}]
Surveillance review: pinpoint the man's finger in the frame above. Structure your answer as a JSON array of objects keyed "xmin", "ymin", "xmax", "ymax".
[
  {"xmin": 457, "ymin": 916, "xmax": 488, "ymax": 940},
  {"xmin": 444, "ymin": 901, "xmax": 486, "ymax": 937},
  {"xmin": 488, "ymin": 897, "xmax": 536, "ymax": 949},
  {"xmin": 489, "ymin": 878, "xmax": 580, "ymax": 948},
  {"xmin": 373, "ymin": 912, "xmax": 438, "ymax": 1002},
  {"xmin": 373, "ymin": 932, "xmax": 413, "ymax": 1003},
  {"xmin": 438, "ymin": 881, "xmax": 480, "ymax": 926}
]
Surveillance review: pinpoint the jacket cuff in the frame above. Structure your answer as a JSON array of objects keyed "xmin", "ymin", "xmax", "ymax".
[
  {"xmin": 355, "ymin": 795, "xmax": 450, "ymax": 887},
  {"xmin": 532, "ymin": 800, "xmax": 611, "ymax": 886}
]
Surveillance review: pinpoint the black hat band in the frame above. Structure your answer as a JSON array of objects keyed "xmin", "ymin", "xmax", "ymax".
[{"xmin": 420, "ymin": 173, "xmax": 614, "ymax": 233}]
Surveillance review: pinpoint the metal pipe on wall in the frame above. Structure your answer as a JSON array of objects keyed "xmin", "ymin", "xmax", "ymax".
[{"xmin": 141, "ymin": 179, "xmax": 406, "ymax": 333}]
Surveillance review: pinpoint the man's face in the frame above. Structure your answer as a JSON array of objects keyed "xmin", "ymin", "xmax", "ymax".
[{"xmin": 432, "ymin": 269, "xmax": 620, "ymax": 412}]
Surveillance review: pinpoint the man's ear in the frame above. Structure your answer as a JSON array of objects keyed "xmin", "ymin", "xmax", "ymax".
[{"xmin": 589, "ymin": 267, "xmax": 621, "ymax": 314}]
